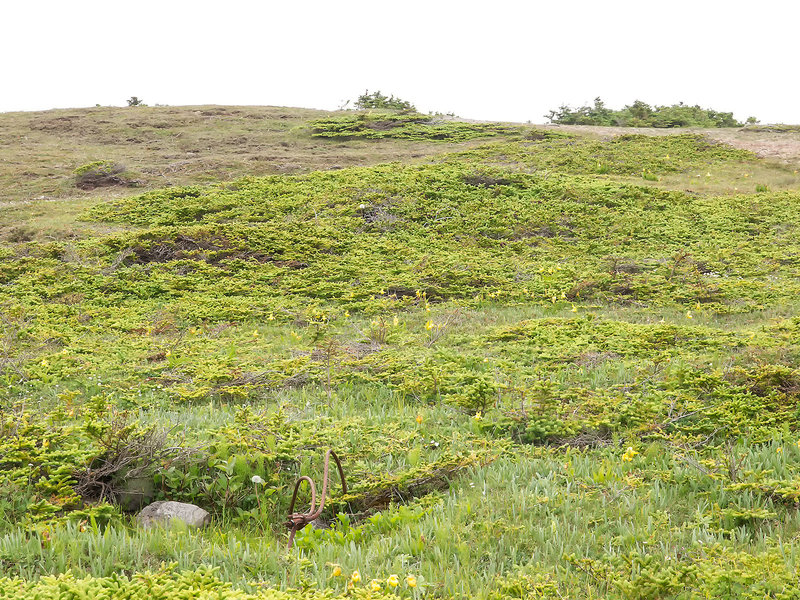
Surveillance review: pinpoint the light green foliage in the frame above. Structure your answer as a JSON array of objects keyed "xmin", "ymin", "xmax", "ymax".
[
  {"xmin": 3, "ymin": 111, "xmax": 800, "ymax": 599},
  {"xmin": 447, "ymin": 133, "xmax": 756, "ymax": 175},
  {"xmin": 73, "ymin": 160, "xmax": 119, "ymax": 176},
  {"xmin": 0, "ymin": 565, "xmax": 403, "ymax": 599}
]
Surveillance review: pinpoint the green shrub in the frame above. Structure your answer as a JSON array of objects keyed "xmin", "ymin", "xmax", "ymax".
[
  {"xmin": 74, "ymin": 160, "xmax": 118, "ymax": 177},
  {"xmin": 73, "ymin": 160, "xmax": 135, "ymax": 190},
  {"xmin": 547, "ymin": 97, "xmax": 746, "ymax": 128},
  {"xmin": 353, "ymin": 90, "xmax": 415, "ymax": 112}
]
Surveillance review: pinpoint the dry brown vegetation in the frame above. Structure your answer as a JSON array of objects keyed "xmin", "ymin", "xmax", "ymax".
[
  {"xmin": 0, "ymin": 105, "xmax": 483, "ymax": 205},
  {"xmin": 0, "ymin": 105, "xmax": 505, "ymax": 242}
]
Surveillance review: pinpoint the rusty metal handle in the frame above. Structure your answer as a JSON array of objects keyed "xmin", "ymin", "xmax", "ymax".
[{"xmin": 285, "ymin": 449, "xmax": 347, "ymax": 548}]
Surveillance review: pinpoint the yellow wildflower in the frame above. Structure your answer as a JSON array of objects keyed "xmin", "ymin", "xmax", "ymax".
[
  {"xmin": 387, "ymin": 574, "xmax": 399, "ymax": 588},
  {"xmin": 777, "ymin": 447, "xmax": 783, "ymax": 454},
  {"xmin": 416, "ymin": 414, "xmax": 423, "ymax": 425},
  {"xmin": 686, "ymin": 311, "xmax": 693, "ymax": 319},
  {"xmin": 370, "ymin": 579, "xmax": 381, "ymax": 592},
  {"xmin": 474, "ymin": 411, "xmax": 483, "ymax": 421},
  {"xmin": 344, "ymin": 310, "xmax": 350, "ymax": 318},
  {"xmin": 351, "ymin": 570, "xmax": 361, "ymax": 584},
  {"xmin": 406, "ymin": 575, "xmax": 417, "ymax": 588},
  {"xmin": 571, "ymin": 304, "xmax": 577, "ymax": 313},
  {"xmin": 425, "ymin": 320, "xmax": 434, "ymax": 331},
  {"xmin": 622, "ymin": 446, "xmax": 638, "ymax": 462},
  {"xmin": 331, "ymin": 565, "xmax": 342, "ymax": 577}
]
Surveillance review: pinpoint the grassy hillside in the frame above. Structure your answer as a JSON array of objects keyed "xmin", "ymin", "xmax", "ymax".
[{"xmin": 2, "ymin": 106, "xmax": 800, "ymax": 599}]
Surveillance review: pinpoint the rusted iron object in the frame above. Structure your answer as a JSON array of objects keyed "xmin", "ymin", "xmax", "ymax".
[{"xmin": 285, "ymin": 449, "xmax": 347, "ymax": 549}]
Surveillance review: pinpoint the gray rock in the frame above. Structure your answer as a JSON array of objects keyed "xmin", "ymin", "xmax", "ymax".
[{"xmin": 136, "ymin": 501, "xmax": 211, "ymax": 530}]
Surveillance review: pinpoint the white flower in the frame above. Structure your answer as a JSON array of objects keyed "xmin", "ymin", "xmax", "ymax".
[{"xmin": 251, "ymin": 475, "xmax": 265, "ymax": 485}]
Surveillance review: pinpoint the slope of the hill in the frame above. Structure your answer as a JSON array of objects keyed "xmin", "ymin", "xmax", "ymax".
[{"xmin": 2, "ymin": 106, "xmax": 800, "ymax": 599}]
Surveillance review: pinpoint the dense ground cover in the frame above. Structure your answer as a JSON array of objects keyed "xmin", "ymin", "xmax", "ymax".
[
  {"xmin": 307, "ymin": 112, "xmax": 529, "ymax": 141},
  {"xmin": 2, "ymin": 107, "xmax": 800, "ymax": 598}
]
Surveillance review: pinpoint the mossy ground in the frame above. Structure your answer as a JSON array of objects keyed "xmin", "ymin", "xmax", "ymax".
[{"xmin": 2, "ymin": 107, "xmax": 800, "ymax": 598}]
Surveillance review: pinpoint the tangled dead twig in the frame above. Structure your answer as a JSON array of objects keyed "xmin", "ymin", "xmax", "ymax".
[{"xmin": 73, "ymin": 414, "xmax": 202, "ymax": 504}]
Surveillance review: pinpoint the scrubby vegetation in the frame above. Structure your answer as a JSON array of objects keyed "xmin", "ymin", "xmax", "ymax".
[
  {"xmin": 73, "ymin": 160, "xmax": 139, "ymax": 190},
  {"xmin": 353, "ymin": 90, "xmax": 416, "ymax": 112},
  {"xmin": 547, "ymin": 97, "xmax": 753, "ymax": 128},
  {"xmin": 308, "ymin": 112, "xmax": 527, "ymax": 141},
  {"xmin": 2, "ymin": 105, "xmax": 800, "ymax": 598}
]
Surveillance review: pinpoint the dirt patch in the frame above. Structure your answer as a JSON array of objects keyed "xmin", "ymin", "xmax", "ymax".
[
  {"xmin": 462, "ymin": 173, "xmax": 514, "ymax": 188},
  {"xmin": 708, "ymin": 130, "xmax": 800, "ymax": 165},
  {"xmin": 123, "ymin": 234, "xmax": 307, "ymax": 268},
  {"xmin": 30, "ymin": 116, "xmax": 80, "ymax": 132}
]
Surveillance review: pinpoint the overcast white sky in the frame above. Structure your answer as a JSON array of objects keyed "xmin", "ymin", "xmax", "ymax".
[{"xmin": 2, "ymin": 0, "xmax": 798, "ymax": 123}]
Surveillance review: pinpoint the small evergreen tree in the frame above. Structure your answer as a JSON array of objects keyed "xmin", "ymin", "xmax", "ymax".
[{"xmin": 354, "ymin": 90, "xmax": 416, "ymax": 112}]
